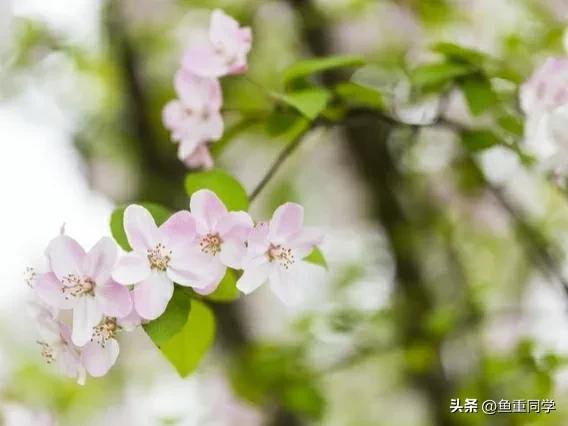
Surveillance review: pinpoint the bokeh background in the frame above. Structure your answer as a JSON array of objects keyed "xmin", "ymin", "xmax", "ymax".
[{"xmin": 2, "ymin": 0, "xmax": 568, "ymax": 425}]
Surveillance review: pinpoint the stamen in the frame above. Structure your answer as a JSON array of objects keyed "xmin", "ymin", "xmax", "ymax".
[
  {"xmin": 147, "ymin": 243, "xmax": 172, "ymax": 271},
  {"xmin": 199, "ymin": 233, "xmax": 223, "ymax": 256},
  {"xmin": 267, "ymin": 244, "xmax": 295, "ymax": 269},
  {"xmin": 91, "ymin": 317, "xmax": 120, "ymax": 348},
  {"xmin": 37, "ymin": 341, "xmax": 56, "ymax": 364},
  {"xmin": 61, "ymin": 275, "xmax": 95, "ymax": 299},
  {"xmin": 24, "ymin": 266, "xmax": 37, "ymax": 288}
]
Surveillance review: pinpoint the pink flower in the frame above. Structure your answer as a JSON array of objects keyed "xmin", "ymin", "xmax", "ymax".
[
  {"xmin": 181, "ymin": 144, "xmax": 215, "ymax": 170},
  {"xmin": 111, "ymin": 205, "xmax": 215, "ymax": 320},
  {"xmin": 162, "ymin": 69, "xmax": 224, "ymax": 166},
  {"xmin": 33, "ymin": 303, "xmax": 87, "ymax": 385},
  {"xmin": 236, "ymin": 203, "xmax": 322, "ymax": 305},
  {"xmin": 35, "ymin": 236, "xmax": 132, "ymax": 346},
  {"xmin": 189, "ymin": 190, "xmax": 253, "ymax": 294},
  {"xmin": 182, "ymin": 9, "xmax": 252, "ymax": 78},
  {"xmin": 520, "ymin": 57, "xmax": 568, "ymax": 170},
  {"xmin": 80, "ymin": 316, "xmax": 122, "ymax": 378}
]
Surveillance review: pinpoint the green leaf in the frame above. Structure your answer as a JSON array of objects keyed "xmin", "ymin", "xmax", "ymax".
[
  {"xmin": 143, "ymin": 286, "xmax": 192, "ymax": 347},
  {"xmin": 283, "ymin": 55, "xmax": 365, "ymax": 86},
  {"xmin": 265, "ymin": 111, "xmax": 307, "ymax": 138},
  {"xmin": 273, "ymin": 88, "xmax": 332, "ymax": 120},
  {"xmin": 431, "ymin": 42, "xmax": 488, "ymax": 65},
  {"xmin": 411, "ymin": 62, "xmax": 473, "ymax": 89},
  {"xmin": 460, "ymin": 75, "xmax": 497, "ymax": 116},
  {"xmin": 160, "ymin": 299, "xmax": 216, "ymax": 377},
  {"xmin": 498, "ymin": 113, "xmax": 524, "ymax": 137},
  {"xmin": 110, "ymin": 202, "xmax": 172, "ymax": 251},
  {"xmin": 461, "ymin": 129, "xmax": 502, "ymax": 152},
  {"xmin": 185, "ymin": 169, "xmax": 249, "ymax": 211},
  {"xmin": 334, "ymin": 81, "xmax": 384, "ymax": 110},
  {"xmin": 304, "ymin": 247, "xmax": 327, "ymax": 269},
  {"xmin": 206, "ymin": 269, "xmax": 240, "ymax": 303}
]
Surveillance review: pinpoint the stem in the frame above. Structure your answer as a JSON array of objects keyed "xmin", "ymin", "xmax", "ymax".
[{"xmin": 248, "ymin": 128, "xmax": 310, "ymax": 202}]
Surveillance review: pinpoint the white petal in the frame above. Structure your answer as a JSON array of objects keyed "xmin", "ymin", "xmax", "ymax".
[
  {"xmin": 71, "ymin": 296, "xmax": 103, "ymax": 346},
  {"xmin": 236, "ymin": 257, "xmax": 271, "ymax": 294},
  {"xmin": 133, "ymin": 271, "xmax": 174, "ymax": 320}
]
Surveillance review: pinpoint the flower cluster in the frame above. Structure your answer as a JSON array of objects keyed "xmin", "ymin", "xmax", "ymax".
[
  {"xmin": 27, "ymin": 190, "xmax": 322, "ymax": 384},
  {"xmin": 520, "ymin": 57, "xmax": 568, "ymax": 173},
  {"xmin": 163, "ymin": 9, "xmax": 252, "ymax": 169}
]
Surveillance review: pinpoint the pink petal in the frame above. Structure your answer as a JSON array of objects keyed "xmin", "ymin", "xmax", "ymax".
[
  {"xmin": 167, "ymin": 251, "xmax": 219, "ymax": 289},
  {"xmin": 183, "ymin": 144, "xmax": 214, "ymax": 170},
  {"xmin": 236, "ymin": 257, "xmax": 271, "ymax": 295},
  {"xmin": 118, "ymin": 308, "xmax": 143, "ymax": 331},
  {"xmin": 175, "ymin": 69, "xmax": 222, "ymax": 112},
  {"xmin": 35, "ymin": 272, "xmax": 73, "ymax": 310},
  {"xmin": 287, "ymin": 227, "xmax": 323, "ymax": 259},
  {"xmin": 269, "ymin": 203, "xmax": 304, "ymax": 243},
  {"xmin": 96, "ymin": 280, "xmax": 133, "ymax": 319},
  {"xmin": 269, "ymin": 267, "xmax": 302, "ymax": 306},
  {"xmin": 82, "ymin": 237, "xmax": 117, "ymax": 285},
  {"xmin": 190, "ymin": 189, "xmax": 228, "ymax": 234},
  {"xmin": 178, "ymin": 138, "xmax": 201, "ymax": 160},
  {"xmin": 81, "ymin": 339, "xmax": 119, "ymax": 377},
  {"xmin": 187, "ymin": 258, "xmax": 226, "ymax": 295},
  {"xmin": 217, "ymin": 211, "xmax": 253, "ymax": 241},
  {"xmin": 159, "ymin": 210, "xmax": 197, "ymax": 253},
  {"xmin": 58, "ymin": 345, "xmax": 85, "ymax": 383},
  {"xmin": 124, "ymin": 204, "xmax": 159, "ymax": 252},
  {"xmin": 133, "ymin": 271, "xmax": 174, "ymax": 320},
  {"xmin": 246, "ymin": 222, "xmax": 270, "ymax": 258},
  {"xmin": 162, "ymin": 100, "xmax": 185, "ymax": 134},
  {"xmin": 181, "ymin": 45, "xmax": 228, "ymax": 78},
  {"xmin": 111, "ymin": 252, "xmax": 151, "ymax": 285},
  {"xmin": 219, "ymin": 239, "xmax": 248, "ymax": 269},
  {"xmin": 71, "ymin": 296, "xmax": 103, "ymax": 346},
  {"xmin": 45, "ymin": 235, "xmax": 86, "ymax": 281}
]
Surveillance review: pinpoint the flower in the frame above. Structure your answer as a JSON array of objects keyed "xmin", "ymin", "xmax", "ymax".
[
  {"xmin": 182, "ymin": 9, "xmax": 252, "ymax": 78},
  {"xmin": 35, "ymin": 236, "xmax": 132, "ymax": 346},
  {"xmin": 162, "ymin": 69, "xmax": 224, "ymax": 167},
  {"xmin": 520, "ymin": 57, "xmax": 568, "ymax": 172},
  {"xmin": 189, "ymin": 190, "xmax": 253, "ymax": 294},
  {"xmin": 80, "ymin": 316, "xmax": 121, "ymax": 378},
  {"xmin": 112, "ymin": 205, "xmax": 215, "ymax": 320},
  {"xmin": 236, "ymin": 203, "xmax": 323, "ymax": 305},
  {"xmin": 32, "ymin": 303, "xmax": 87, "ymax": 385},
  {"xmin": 180, "ymin": 144, "xmax": 215, "ymax": 170}
]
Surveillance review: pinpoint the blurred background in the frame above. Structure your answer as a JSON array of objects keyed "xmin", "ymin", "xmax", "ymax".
[{"xmin": 1, "ymin": 0, "xmax": 568, "ymax": 425}]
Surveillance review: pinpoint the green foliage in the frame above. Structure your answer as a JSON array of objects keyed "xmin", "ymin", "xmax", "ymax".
[
  {"xmin": 110, "ymin": 203, "xmax": 172, "ymax": 251},
  {"xmin": 459, "ymin": 74, "xmax": 498, "ymax": 116},
  {"xmin": 410, "ymin": 62, "xmax": 473, "ymax": 90},
  {"xmin": 461, "ymin": 129, "xmax": 502, "ymax": 152},
  {"xmin": 160, "ymin": 299, "xmax": 216, "ymax": 377},
  {"xmin": 230, "ymin": 344, "xmax": 325, "ymax": 420},
  {"xmin": 283, "ymin": 55, "xmax": 365, "ymax": 86},
  {"xmin": 273, "ymin": 88, "xmax": 332, "ymax": 120},
  {"xmin": 205, "ymin": 269, "xmax": 240, "ymax": 303},
  {"xmin": 431, "ymin": 42, "xmax": 488, "ymax": 66},
  {"xmin": 304, "ymin": 247, "xmax": 327, "ymax": 269},
  {"xmin": 185, "ymin": 169, "xmax": 249, "ymax": 211},
  {"xmin": 334, "ymin": 81, "xmax": 385, "ymax": 110},
  {"xmin": 143, "ymin": 287, "xmax": 192, "ymax": 347}
]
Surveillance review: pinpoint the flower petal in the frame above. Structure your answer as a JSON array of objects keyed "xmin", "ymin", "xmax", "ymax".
[
  {"xmin": 111, "ymin": 252, "xmax": 151, "ymax": 285},
  {"xmin": 96, "ymin": 280, "xmax": 133, "ymax": 319},
  {"xmin": 35, "ymin": 272, "xmax": 73, "ymax": 310},
  {"xmin": 81, "ymin": 339, "xmax": 120, "ymax": 377},
  {"xmin": 217, "ymin": 211, "xmax": 253, "ymax": 241},
  {"xmin": 182, "ymin": 45, "xmax": 228, "ymax": 78},
  {"xmin": 133, "ymin": 271, "xmax": 174, "ymax": 320},
  {"xmin": 159, "ymin": 210, "xmax": 197, "ymax": 253},
  {"xmin": 190, "ymin": 189, "xmax": 228, "ymax": 234},
  {"xmin": 287, "ymin": 227, "xmax": 324, "ymax": 259},
  {"xmin": 268, "ymin": 203, "xmax": 304, "ymax": 243},
  {"xmin": 187, "ymin": 258, "xmax": 226, "ymax": 295},
  {"xmin": 182, "ymin": 144, "xmax": 214, "ymax": 170},
  {"xmin": 269, "ymin": 266, "xmax": 302, "ymax": 306},
  {"xmin": 219, "ymin": 239, "xmax": 248, "ymax": 269},
  {"xmin": 71, "ymin": 296, "xmax": 103, "ymax": 346},
  {"xmin": 124, "ymin": 204, "xmax": 159, "ymax": 252},
  {"xmin": 45, "ymin": 235, "xmax": 86, "ymax": 281},
  {"xmin": 82, "ymin": 237, "xmax": 117, "ymax": 285},
  {"xmin": 236, "ymin": 257, "xmax": 271, "ymax": 295}
]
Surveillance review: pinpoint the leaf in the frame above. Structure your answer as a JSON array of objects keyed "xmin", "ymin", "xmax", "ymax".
[
  {"xmin": 160, "ymin": 299, "xmax": 216, "ymax": 377},
  {"xmin": 304, "ymin": 247, "xmax": 327, "ymax": 269},
  {"xmin": 265, "ymin": 111, "xmax": 307, "ymax": 138},
  {"xmin": 411, "ymin": 62, "xmax": 473, "ymax": 89},
  {"xmin": 498, "ymin": 113, "xmax": 524, "ymax": 137},
  {"xmin": 185, "ymin": 169, "xmax": 249, "ymax": 211},
  {"xmin": 460, "ymin": 75, "xmax": 497, "ymax": 116},
  {"xmin": 143, "ymin": 286, "xmax": 192, "ymax": 347},
  {"xmin": 283, "ymin": 55, "xmax": 365, "ymax": 86},
  {"xmin": 431, "ymin": 42, "xmax": 488, "ymax": 65},
  {"xmin": 461, "ymin": 129, "xmax": 502, "ymax": 152},
  {"xmin": 273, "ymin": 88, "xmax": 332, "ymax": 120},
  {"xmin": 110, "ymin": 202, "xmax": 172, "ymax": 251},
  {"xmin": 205, "ymin": 269, "xmax": 240, "ymax": 303},
  {"xmin": 334, "ymin": 81, "xmax": 384, "ymax": 110}
]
